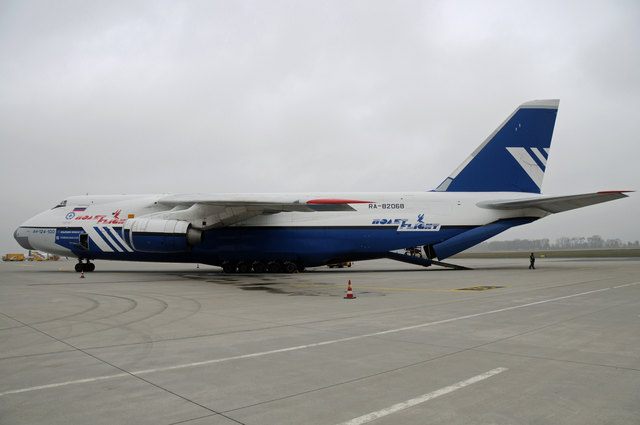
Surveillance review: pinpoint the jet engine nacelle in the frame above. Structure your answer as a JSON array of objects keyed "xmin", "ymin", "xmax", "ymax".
[{"xmin": 123, "ymin": 218, "xmax": 203, "ymax": 253}]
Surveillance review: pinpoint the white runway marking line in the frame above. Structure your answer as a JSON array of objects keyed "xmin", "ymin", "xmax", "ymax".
[
  {"xmin": 2, "ymin": 282, "xmax": 638, "ymax": 397},
  {"xmin": 0, "ymin": 373, "xmax": 129, "ymax": 396},
  {"xmin": 336, "ymin": 367, "xmax": 508, "ymax": 425}
]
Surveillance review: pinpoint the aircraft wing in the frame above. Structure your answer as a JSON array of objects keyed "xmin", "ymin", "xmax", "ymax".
[
  {"xmin": 478, "ymin": 191, "xmax": 631, "ymax": 214},
  {"xmin": 154, "ymin": 194, "xmax": 372, "ymax": 228}
]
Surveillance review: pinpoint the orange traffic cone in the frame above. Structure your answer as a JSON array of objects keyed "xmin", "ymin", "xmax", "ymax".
[
  {"xmin": 80, "ymin": 270, "xmax": 85, "ymax": 279},
  {"xmin": 344, "ymin": 280, "xmax": 356, "ymax": 299}
]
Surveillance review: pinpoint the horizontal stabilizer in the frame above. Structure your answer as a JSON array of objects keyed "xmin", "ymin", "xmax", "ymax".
[{"xmin": 478, "ymin": 191, "xmax": 631, "ymax": 214}]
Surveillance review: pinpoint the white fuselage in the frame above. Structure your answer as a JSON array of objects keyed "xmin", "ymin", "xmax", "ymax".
[{"xmin": 15, "ymin": 191, "xmax": 547, "ymax": 265}]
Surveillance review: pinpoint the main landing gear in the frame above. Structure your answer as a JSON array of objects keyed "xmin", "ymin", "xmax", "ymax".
[
  {"xmin": 221, "ymin": 260, "xmax": 302, "ymax": 274},
  {"xmin": 75, "ymin": 259, "xmax": 95, "ymax": 272}
]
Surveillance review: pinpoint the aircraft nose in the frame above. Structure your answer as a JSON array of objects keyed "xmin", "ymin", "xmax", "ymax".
[{"xmin": 14, "ymin": 227, "xmax": 34, "ymax": 250}]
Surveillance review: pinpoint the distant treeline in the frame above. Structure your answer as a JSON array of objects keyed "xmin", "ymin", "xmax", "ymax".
[{"xmin": 472, "ymin": 236, "xmax": 640, "ymax": 252}]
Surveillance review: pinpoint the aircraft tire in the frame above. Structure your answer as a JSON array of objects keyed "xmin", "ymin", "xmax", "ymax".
[
  {"xmin": 237, "ymin": 262, "xmax": 252, "ymax": 273},
  {"xmin": 75, "ymin": 263, "xmax": 83, "ymax": 272},
  {"xmin": 87, "ymin": 263, "xmax": 95, "ymax": 272},
  {"xmin": 252, "ymin": 261, "xmax": 266, "ymax": 273},
  {"xmin": 267, "ymin": 261, "xmax": 281, "ymax": 273},
  {"xmin": 283, "ymin": 261, "xmax": 297, "ymax": 273},
  {"xmin": 222, "ymin": 262, "xmax": 236, "ymax": 273}
]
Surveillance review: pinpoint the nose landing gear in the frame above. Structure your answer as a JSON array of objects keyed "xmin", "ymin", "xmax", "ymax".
[{"xmin": 75, "ymin": 260, "xmax": 95, "ymax": 272}]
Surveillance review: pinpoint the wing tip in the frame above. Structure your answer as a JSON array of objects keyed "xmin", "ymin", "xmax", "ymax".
[
  {"xmin": 596, "ymin": 190, "xmax": 633, "ymax": 199},
  {"xmin": 596, "ymin": 190, "xmax": 633, "ymax": 194}
]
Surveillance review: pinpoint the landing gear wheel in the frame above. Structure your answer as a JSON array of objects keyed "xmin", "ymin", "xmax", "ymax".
[
  {"xmin": 222, "ymin": 262, "xmax": 236, "ymax": 273},
  {"xmin": 267, "ymin": 261, "xmax": 281, "ymax": 273},
  {"xmin": 252, "ymin": 261, "xmax": 266, "ymax": 273},
  {"xmin": 283, "ymin": 261, "xmax": 298, "ymax": 273},
  {"xmin": 75, "ymin": 260, "xmax": 95, "ymax": 272},
  {"xmin": 237, "ymin": 262, "xmax": 252, "ymax": 273}
]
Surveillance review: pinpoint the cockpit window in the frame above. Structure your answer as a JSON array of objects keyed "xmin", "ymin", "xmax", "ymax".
[{"xmin": 52, "ymin": 200, "xmax": 67, "ymax": 209}]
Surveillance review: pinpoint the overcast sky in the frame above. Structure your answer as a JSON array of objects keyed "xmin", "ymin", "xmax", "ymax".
[{"xmin": 1, "ymin": 0, "xmax": 639, "ymax": 254}]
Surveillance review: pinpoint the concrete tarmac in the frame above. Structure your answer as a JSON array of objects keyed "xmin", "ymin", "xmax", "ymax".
[{"xmin": 1, "ymin": 258, "xmax": 639, "ymax": 424}]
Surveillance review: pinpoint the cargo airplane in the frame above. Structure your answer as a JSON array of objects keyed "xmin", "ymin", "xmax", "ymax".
[{"xmin": 14, "ymin": 100, "xmax": 630, "ymax": 273}]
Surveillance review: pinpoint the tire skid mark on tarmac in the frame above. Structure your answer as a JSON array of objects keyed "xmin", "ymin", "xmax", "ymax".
[
  {"xmin": 63, "ymin": 293, "xmax": 168, "ymax": 341},
  {"xmin": 3, "ymin": 291, "xmax": 205, "ymax": 355},
  {"xmin": 30, "ymin": 293, "xmax": 139, "ymax": 340},
  {"xmin": 45, "ymin": 293, "xmax": 169, "ymax": 363},
  {"xmin": 28, "ymin": 294, "xmax": 101, "ymax": 326},
  {"xmin": 28, "ymin": 293, "xmax": 167, "ymax": 344}
]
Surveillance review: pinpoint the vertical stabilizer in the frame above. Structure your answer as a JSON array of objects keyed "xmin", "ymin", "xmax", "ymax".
[{"xmin": 435, "ymin": 99, "xmax": 559, "ymax": 193}]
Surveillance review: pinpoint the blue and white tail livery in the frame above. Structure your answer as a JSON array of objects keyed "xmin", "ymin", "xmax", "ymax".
[
  {"xmin": 14, "ymin": 99, "xmax": 630, "ymax": 273},
  {"xmin": 436, "ymin": 99, "xmax": 558, "ymax": 193}
]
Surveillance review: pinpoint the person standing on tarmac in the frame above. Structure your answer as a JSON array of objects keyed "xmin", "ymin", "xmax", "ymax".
[{"xmin": 529, "ymin": 252, "xmax": 536, "ymax": 269}]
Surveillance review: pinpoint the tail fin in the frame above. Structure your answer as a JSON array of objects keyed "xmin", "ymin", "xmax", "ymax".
[{"xmin": 434, "ymin": 99, "xmax": 559, "ymax": 193}]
